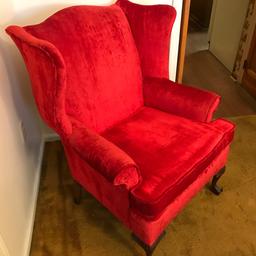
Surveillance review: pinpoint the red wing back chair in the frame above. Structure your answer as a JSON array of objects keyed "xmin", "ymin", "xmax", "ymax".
[{"xmin": 6, "ymin": 1, "xmax": 235, "ymax": 255}]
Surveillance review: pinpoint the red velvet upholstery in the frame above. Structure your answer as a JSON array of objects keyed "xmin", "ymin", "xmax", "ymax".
[
  {"xmin": 103, "ymin": 107, "xmax": 234, "ymax": 219},
  {"xmin": 143, "ymin": 77, "xmax": 221, "ymax": 122},
  {"xmin": 6, "ymin": 2, "xmax": 235, "ymax": 249},
  {"xmin": 63, "ymin": 143, "xmax": 132, "ymax": 226},
  {"xmin": 68, "ymin": 121, "xmax": 141, "ymax": 190},
  {"xmin": 5, "ymin": 26, "xmax": 72, "ymax": 135},
  {"xmin": 117, "ymin": 0, "xmax": 176, "ymax": 78},
  {"xmin": 130, "ymin": 145, "xmax": 230, "ymax": 245},
  {"xmin": 15, "ymin": 5, "xmax": 143, "ymax": 134}
]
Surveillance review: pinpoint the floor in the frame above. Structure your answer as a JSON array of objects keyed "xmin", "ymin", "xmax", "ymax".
[
  {"xmin": 184, "ymin": 17, "xmax": 256, "ymax": 117},
  {"xmin": 183, "ymin": 50, "xmax": 256, "ymax": 117}
]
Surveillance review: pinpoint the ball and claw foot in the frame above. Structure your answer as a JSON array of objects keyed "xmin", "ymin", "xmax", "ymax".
[{"xmin": 210, "ymin": 167, "xmax": 226, "ymax": 195}]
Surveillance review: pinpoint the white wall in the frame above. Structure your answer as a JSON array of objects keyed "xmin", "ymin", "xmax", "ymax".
[
  {"xmin": 0, "ymin": 1, "xmax": 48, "ymax": 255},
  {"xmin": 209, "ymin": 0, "xmax": 249, "ymax": 71},
  {"xmin": 0, "ymin": 1, "xmax": 182, "ymax": 255},
  {"xmin": 0, "ymin": 4, "xmax": 45, "ymax": 256}
]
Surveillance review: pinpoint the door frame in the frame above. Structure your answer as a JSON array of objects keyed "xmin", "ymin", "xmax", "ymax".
[
  {"xmin": 176, "ymin": 0, "xmax": 191, "ymax": 83},
  {"xmin": 232, "ymin": 0, "xmax": 256, "ymax": 83},
  {"xmin": 169, "ymin": 0, "xmax": 184, "ymax": 81},
  {"xmin": 241, "ymin": 24, "xmax": 256, "ymax": 98}
]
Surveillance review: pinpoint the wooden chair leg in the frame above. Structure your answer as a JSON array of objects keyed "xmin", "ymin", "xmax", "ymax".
[
  {"xmin": 132, "ymin": 231, "xmax": 166, "ymax": 256},
  {"xmin": 210, "ymin": 166, "xmax": 226, "ymax": 195},
  {"xmin": 73, "ymin": 182, "xmax": 83, "ymax": 204}
]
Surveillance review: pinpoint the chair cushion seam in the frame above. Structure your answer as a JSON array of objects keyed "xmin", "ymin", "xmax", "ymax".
[{"xmin": 131, "ymin": 126, "xmax": 234, "ymax": 205}]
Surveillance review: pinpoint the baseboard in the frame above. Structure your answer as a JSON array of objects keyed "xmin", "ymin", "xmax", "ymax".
[
  {"xmin": 23, "ymin": 138, "xmax": 45, "ymax": 256},
  {"xmin": 22, "ymin": 131, "xmax": 60, "ymax": 256}
]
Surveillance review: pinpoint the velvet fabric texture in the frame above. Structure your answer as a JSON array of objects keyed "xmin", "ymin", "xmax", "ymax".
[
  {"xmin": 130, "ymin": 145, "xmax": 230, "ymax": 246},
  {"xmin": 17, "ymin": 5, "xmax": 143, "ymax": 134},
  {"xmin": 68, "ymin": 122, "xmax": 141, "ymax": 190},
  {"xmin": 6, "ymin": 26, "xmax": 72, "ymax": 135},
  {"xmin": 103, "ymin": 107, "xmax": 234, "ymax": 218},
  {"xmin": 117, "ymin": 0, "xmax": 176, "ymax": 78},
  {"xmin": 63, "ymin": 144, "xmax": 132, "ymax": 226},
  {"xmin": 143, "ymin": 77, "xmax": 221, "ymax": 122},
  {"xmin": 6, "ymin": 2, "xmax": 235, "ymax": 247}
]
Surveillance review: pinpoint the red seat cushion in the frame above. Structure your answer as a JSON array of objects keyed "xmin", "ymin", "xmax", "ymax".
[{"xmin": 103, "ymin": 107, "xmax": 234, "ymax": 219}]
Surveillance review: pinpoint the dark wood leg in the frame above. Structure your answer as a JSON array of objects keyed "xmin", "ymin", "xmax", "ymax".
[
  {"xmin": 132, "ymin": 231, "xmax": 166, "ymax": 256},
  {"xmin": 73, "ymin": 182, "xmax": 82, "ymax": 204},
  {"xmin": 210, "ymin": 166, "xmax": 226, "ymax": 195}
]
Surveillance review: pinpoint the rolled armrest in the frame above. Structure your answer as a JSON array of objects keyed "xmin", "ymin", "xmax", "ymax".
[
  {"xmin": 143, "ymin": 77, "xmax": 221, "ymax": 122},
  {"xmin": 67, "ymin": 126, "xmax": 141, "ymax": 190}
]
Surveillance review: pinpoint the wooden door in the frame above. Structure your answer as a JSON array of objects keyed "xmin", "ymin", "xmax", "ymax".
[{"xmin": 242, "ymin": 25, "xmax": 256, "ymax": 99}]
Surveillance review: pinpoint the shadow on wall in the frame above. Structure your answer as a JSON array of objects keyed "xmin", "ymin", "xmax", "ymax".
[{"xmin": 0, "ymin": 42, "xmax": 42, "ymax": 163}]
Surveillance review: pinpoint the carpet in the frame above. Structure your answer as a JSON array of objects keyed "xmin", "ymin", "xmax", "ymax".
[{"xmin": 31, "ymin": 115, "xmax": 256, "ymax": 256}]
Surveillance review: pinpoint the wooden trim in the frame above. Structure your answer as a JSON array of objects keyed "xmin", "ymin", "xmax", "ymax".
[
  {"xmin": 246, "ymin": 25, "xmax": 256, "ymax": 66},
  {"xmin": 176, "ymin": 0, "xmax": 191, "ymax": 83},
  {"xmin": 242, "ymin": 24, "xmax": 256, "ymax": 99},
  {"xmin": 170, "ymin": 0, "xmax": 184, "ymax": 81},
  {"xmin": 232, "ymin": 0, "xmax": 256, "ymax": 82}
]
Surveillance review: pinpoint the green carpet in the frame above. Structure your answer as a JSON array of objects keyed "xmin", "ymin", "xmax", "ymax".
[{"xmin": 31, "ymin": 116, "xmax": 256, "ymax": 256}]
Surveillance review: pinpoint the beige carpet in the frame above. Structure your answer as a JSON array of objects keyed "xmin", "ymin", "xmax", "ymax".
[{"xmin": 30, "ymin": 116, "xmax": 256, "ymax": 256}]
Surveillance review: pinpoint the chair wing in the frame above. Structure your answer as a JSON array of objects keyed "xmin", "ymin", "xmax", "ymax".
[
  {"xmin": 117, "ymin": 0, "xmax": 176, "ymax": 78},
  {"xmin": 6, "ymin": 25, "xmax": 72, "ymax": 135},
  {"xmin": 23, "ymin": 5, "xmax": 144, "ymax": 133}
]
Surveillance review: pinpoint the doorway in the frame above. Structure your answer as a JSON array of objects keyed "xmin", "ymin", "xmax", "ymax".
[
  {"xmin": 177, "ymin": 0, "xmax": 256, "ymax": 117},
  {"xmin": 186, "ymin": 0, "xmax": 212, "ymax": 56},
  {"xmin": 178, "ymin": 0, "xmax": 252, "ymax": 81}
]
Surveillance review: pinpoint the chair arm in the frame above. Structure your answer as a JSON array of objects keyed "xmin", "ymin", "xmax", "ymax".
[
  {"xmin": 143, "ymin": 77, "xmax": 221, "ymax": 122},
  {"xmin": 67, "ymin": 126, "xmax": 141, "ymax": 190}
]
